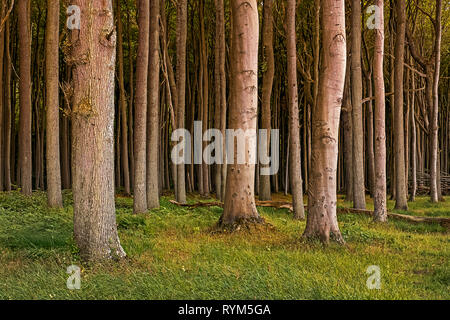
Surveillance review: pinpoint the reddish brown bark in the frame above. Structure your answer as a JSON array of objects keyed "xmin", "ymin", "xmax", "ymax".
[
  {"xmin": 71, "ymin": 0, "xmax": 125, "ymax": 261},
  {"xmin": 134, "ymin": 0, "xmax": 150, "ymax": 214},
  {"xmin": 259, "ymin": 0, "xmax": 274, "ymax": 201},
  {"xmin": 45, "ymin": 0, "xmax": 63, "ymax": 208},
  {"xmin": 116, "ymin": 0, "xmax": 131, "ymax": 196},
  {"xmin": 18, "ymin": 0, "xmax": 32, "ymax": 195},
  {"xmin": 351, "ymin": 0, "xmax": 366, "ymax": 209},
  {"xmin": 175, "ymin": 0, "xmax": 187, "ymax": 204}
]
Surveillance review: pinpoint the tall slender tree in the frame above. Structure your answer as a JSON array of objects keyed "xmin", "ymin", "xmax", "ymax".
[
  {"xmin": 373, "ymin": 0, "xmax": 387, "ymax": 222},
  {"xmin": 134, "ymin": 0, "xmax": 150, "ymax": 214},
  {"xmin": 214, "ymin": 0, "xmax": 227, "ymax": 201},
  {"xmin": 116, "ymin": 0, "xmax": 131, "ymax": 196},
  {"xmin": 351, "ymin": 0, "xmax": 366, "ymax": 209},
  {"xmin": 286, "ymin": 0, "xmax": 305, "ymax": 220},
  {"xmin": 303, "ymin": 0, "xmax": 346, "ymax": 244},
  {"xmin": 147, "ymin": 0, "xmax": 160, "ymax": 209},
  {"xmin": 259, "ymin": 0, "xmax": 274, "ymax": 201},
  {"xmin": 175, "ymin": 0, "xmax": 187, "ymax": 204},
  {"xmin": 45, "ymin": 0, "xmax": 63, "ymax": 208},
  {"xmin": 394, "ymin": 0, "xmax": 408, "ymax": 210},
  {"xmin": 0, "ymin": 0, "xmax": 4, "ymax": 191},
  {"xmin": 71, "ymin": 0, "xmax": 125, "ymax": 261},
  {"xmin": 18, "ymin": 0, "xmax": 32, "ymax": 195},
  {"xmin": 430, "ymin": 0, "xmax": 442, "ymax": 203},
  {"xmin": 3, "ymin": 9, "xmax": 12, "ymax": 191}
]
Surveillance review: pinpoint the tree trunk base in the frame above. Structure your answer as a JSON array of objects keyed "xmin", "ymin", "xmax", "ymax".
[
  {"xmin": 301, "ymin": 230, "xmax": 346, "ymax": 246},
  {"xmin": 215, "ymin": 215, "xmax": 269, "ymax": 233}
]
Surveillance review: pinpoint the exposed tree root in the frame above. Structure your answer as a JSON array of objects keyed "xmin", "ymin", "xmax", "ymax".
[{"xmin": 213, "ymin": 216, "xmax": 273, "ymax": 234}]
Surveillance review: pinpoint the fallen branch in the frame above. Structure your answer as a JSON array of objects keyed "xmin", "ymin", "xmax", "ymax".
[{"xmin": 169, "ymin": 200, "xmax": 222, "ymax": 208}]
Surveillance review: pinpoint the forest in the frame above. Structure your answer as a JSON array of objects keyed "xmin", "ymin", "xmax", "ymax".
[{"xmin": 0, "ymin": 0, "xmax": 449, "ymax": 300}]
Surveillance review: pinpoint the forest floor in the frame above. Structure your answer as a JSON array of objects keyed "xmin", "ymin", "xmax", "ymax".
[{"xmin": 0, "ymin": 191, "xmax": 448, "ymax": 299}]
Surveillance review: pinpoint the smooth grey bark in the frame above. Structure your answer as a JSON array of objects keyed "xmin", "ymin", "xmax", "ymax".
[
  {"xmin": 351, "ymin": 0, "xmax": 366, "ymax": 209},
  {"xmin": 373, "ymin": 0, "xmax": 387, "ymax": 222},
  {"xmin": 393, "ymin": 0, "xmax": 408, "ymax": 210},
  {"xmin": 287, "ymin": 0, "xmax": 305, "ymax": 220}
]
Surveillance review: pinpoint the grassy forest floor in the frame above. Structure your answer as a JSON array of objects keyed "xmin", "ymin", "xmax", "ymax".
[{"xmin": 0, "ymin": 191, "xmax": 448, "ymax": 300}]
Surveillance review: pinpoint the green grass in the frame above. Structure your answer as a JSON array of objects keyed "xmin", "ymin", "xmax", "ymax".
[
  {"xmin": 338, "ymin": 194, "xmax": 450, "ymax": 217},
  {"xmin": 0, "ymin": 191, "xmax": 448, "ymax": 300}
]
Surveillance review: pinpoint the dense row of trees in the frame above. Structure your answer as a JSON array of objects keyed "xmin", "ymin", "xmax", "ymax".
[{"xmin": 0, "ymin": 0, "xmax": 448, "ymax": 261}]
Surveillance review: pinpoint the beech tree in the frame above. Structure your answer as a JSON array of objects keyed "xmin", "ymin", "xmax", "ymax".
[
  {"xmin": 351, "ymin": 0, "xmax": 366, "ymax": 210},
  {"xmin": 18, "ymin": 0, "xmax": 32, "ymax": 195},
  {"xmin": 134, "ymin": 0, "xmax": 150, "ymax": 214},
  {"xmin": 147, "ymin": 0, "xmax": 160, "ymax": 209},
  {"xmin": 220, "ymin": 0, "xmax": 262, "ymax": 226},
  {"xmin": 286, "ymin": 0, "xmax": 305, "ymax": 220},
  {"xmin": 0, "ymin": 1, "xmax": 4, "ymax": 191},
  {"xmin": 116, "ymin": 0, "xmax": 131, "ymax": 196},
  {"xmin": 259, "ymin": 0, "xmax": 274, "ymax": 201},
  {"xmin": 303, "ymin": 0, "xmax": 346, "ymax": 244},
  {"xmin": 71, "ymin": 0, "xmax": 125, "ymax": 261},
  {"xmin": 393, "ymin": 0, "xmax": 408, "ymax": 210},
  {"xmin": 45, "ymin": 0, "xmax": 63, "ymax": 208},
  {"xmin": 175, "ymin": 0, "xmax": 187, "ymax": 204},
  {"xmin": 214, "ymin": 0, "xmax": 227, "ymax": 201},
  {"xmin": 373, "ymin": 0, "xmax": 387, "ymax": 222}
]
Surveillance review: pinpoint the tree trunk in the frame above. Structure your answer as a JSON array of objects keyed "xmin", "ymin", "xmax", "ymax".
[
  {"xmin": 18, "ymin": 0, "xmax": 32, "ymax": 195},
  {"xmin": 134, "ymin": 0, "xmax": 150, "ymax": 214},
  {"xmin": 220, "ymin": 0, "xmax": 261, "ymax": 226},
  {"xmin": 366, "ymin": 75, "xmax": 376, "ymax": 198},
  {"xmin": 259, "ymin": 0, "xmax": 274, "ymax": 201},
  {"xmin": 0, "ymin": 1, "xmax": 4, "ymax": 191},
  {"xmin": 214, "ymin": 0, "xmax": 226, "ymax": 201},
  {"xmin": 175, "ymin": 0, "xmax": 187, "ymax": 203},
  {"xmin": 303, "ymin": 0, "xmax": 346, "ymax": 244},
  {"xmin": 71, "ymin": 0, "xmax": 125, "ymax": 261},
  {"xmin": 200, "ymin": 0, "xmax": 209, "ymax": 197},
  {"xmin": 351, "ymin": 0, "xmax": 366, "ymax": 209},
  {"xmin": 430, "ymin": 0, "xmax": 442, "ymax": 203},
  {"xmin": 45, "ymin": 0, "xmax": 63, "ymax": 207},
  {"xmin": 373, "ymin": 0, "xmax": 387, "ymax": 222},
  {"xmin": 393, "ymin": 0, "xmax": 408, "ymax": 210},
  {"xmin": 214, "ymin": 0, "xmax": 226, "ymax": 200},
  {"xmin": 342, "ymin": 58, "xmax": 353, "ymax": 201},
  {"xmin": 287, "ymin": 0, "xmax": 305, "ymax": 220},
  {"xmin": 3, "ymin": 14, "xmax": 11, "ymax": 191},
  {"xmin": 409, "ymin": 57, "xmax": 417, "ymax": 202},
  {"xmin": 116, "ymin": 0, "xmax": 131, "ymax": 196},
  {"xmin": 146, "ymin": 0, "xmax": 160, "ymax": 209},
  {"xmin": 126, "ymin": 1, "xmax": 135, "ymax": 191}
]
